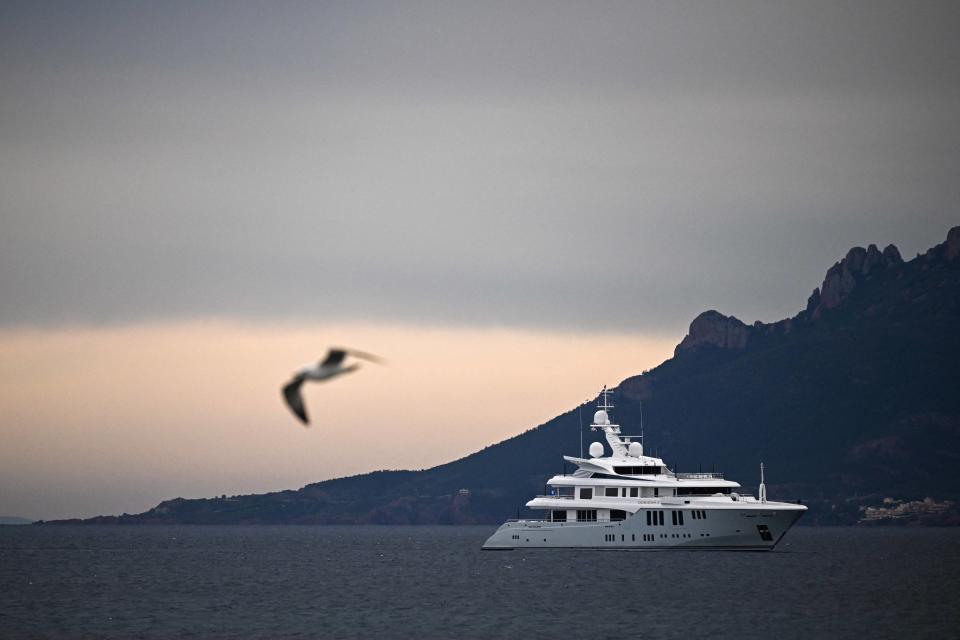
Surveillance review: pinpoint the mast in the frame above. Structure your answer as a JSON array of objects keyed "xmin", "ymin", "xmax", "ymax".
[
  {"xmin": 591, "ymin": 385, "xmax": 628, "ymax": 457},
  {"xmin": 759, "ymin": 462, "xmax": 767, "ymax": 503},
  {"xmin": 598, "ymin": 385, "xmax": 614, "ymax": 413},
  {"xmin": 639, "ymin": 399, "xmax": 644, "ymax": 450},
  {"xmin": 579, "ymin": 403, "xmax": 584, "ymax": 459}
]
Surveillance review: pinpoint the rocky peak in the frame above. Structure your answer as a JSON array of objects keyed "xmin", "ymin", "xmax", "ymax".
[
  {"xmin": 673, "ymin": 227, "xmax": 952, "ymax": 358},
  {"xmin": 675, "ymin": 310, "xmax": 752, "ymax": 355},
  {"xmin": 947, "ymin": 226, "xmax": 960, "ymax": 261},
  {"xmin": 883, "ymin": 244, "xmax": 903, "ymax": 264},
  {"xmin": 809, "ymin": 242, "xmax": 903, "ymax": 318}
]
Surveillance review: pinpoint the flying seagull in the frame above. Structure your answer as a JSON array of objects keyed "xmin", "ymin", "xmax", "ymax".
[{"xmin": 281, "ymin": 348, "xmax": 384, "ymax": 425}]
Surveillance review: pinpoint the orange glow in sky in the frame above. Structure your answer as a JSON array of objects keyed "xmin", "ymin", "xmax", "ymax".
[{"xmin": 0, "ymin": 321, "xmax": 675, "ymax": 519}]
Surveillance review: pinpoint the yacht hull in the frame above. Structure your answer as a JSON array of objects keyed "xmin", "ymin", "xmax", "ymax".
[{"xmin": 482, "ymin": 504, "xmax": 805, "ymax": 550}]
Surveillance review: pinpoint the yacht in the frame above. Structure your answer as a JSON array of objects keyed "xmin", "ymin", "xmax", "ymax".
[{"xmin": 482, "ymin": 387, "xmax": 806, "ymax": 550}]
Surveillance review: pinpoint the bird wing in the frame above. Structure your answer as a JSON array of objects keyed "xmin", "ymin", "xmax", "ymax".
[
  {"xmin": 320, "ymin": 349, "xmax": 347, "ymax": 367},
  {"xmin": 282, "ymin": 374, "xmax": 309, "ymax": 425},
  {"xmin": 344, "ymin": 348, "xmax": 385, "ymax": 364}
]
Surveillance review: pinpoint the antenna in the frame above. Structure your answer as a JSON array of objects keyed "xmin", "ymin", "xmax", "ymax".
[
  {"xmin": 639, "ymin": 399, "xmax": 644, "ymax": 447},
  {"xmin": 759, "ymin": 461, "xmax": 767, "ymax": 503},
  {"xmin": 578, "ymin": 402, "xmax": 584, "ymax": 459},
  {"xmin": 598, "ymin": 385, "xmax": 614, "ymax": 412}
]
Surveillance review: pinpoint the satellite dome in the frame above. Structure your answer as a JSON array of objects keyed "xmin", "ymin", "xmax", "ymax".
[
  {"xmin": 628, "ymin": 442, "xmax": 643, "ymax": 457},
  {"xmin": 589, "ymin": 442, "xmax": 604, "ymax": 458},
  {"xmin": 593, "ymin": 410, "xmax": 610, "ymax": 425}
]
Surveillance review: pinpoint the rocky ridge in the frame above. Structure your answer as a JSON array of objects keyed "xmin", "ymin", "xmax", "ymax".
[{"xmin": 675, "ymin": 227, "xmax": 957, "ymax": 355}]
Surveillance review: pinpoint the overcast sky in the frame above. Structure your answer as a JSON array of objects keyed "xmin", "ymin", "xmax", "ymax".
[
  {"xmin": 3, "ymin": 0, "xmax": 957, "ymax": 331},
  {"xmin": 1, "ymin": 1, "xmax": 958, "ymax": 519}
]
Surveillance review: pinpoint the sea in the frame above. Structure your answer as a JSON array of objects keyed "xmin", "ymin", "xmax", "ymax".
[{"xmin": 1, "ymin": 525, "xmax": 958, "ymax": 639}]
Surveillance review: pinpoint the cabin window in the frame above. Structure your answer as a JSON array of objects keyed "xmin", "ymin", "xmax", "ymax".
[
  {"xmin": 552, "ymin": 510, "xmax": 567, "ymax": 522},
  {"xmin": 654, "ymin": 488, "xmax": 659, "ymax": 497},
  {"xmin": 630, "ymin": 487, "xmax": 639, "ymax": 497},
  {"xmin": 659, "ymin": 510, "xmax": 665, "ymax": 525},
  {"xmin": 613, "ymin": 465, "xmax": 662, "ymax": 475},
  {"xmin": 576, "ymin": 509, "xmax": 597, "ymax": 522},
  {"xmin": 579, "ymin": 488, "xmax": 593, "ymax": 500},
  {"xmin": 671, "ymin": 510, "xmax": 678, "ymax": 525},
  {"xmin": 679, "ymin": 510, "xmax": 684, "ymax": 525},
  {"xmin": 646, "ymin": 511, "xmax": 652, "ymax": 525},
  {"xmin": 605, "ymin": 487, "xmax": 618, "ymax": 497},
  {"xmin": 610, "ymin": 509, "xmax": 627, "ymax": 521}
]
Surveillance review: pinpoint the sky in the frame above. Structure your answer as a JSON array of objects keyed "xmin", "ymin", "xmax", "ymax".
[{"xmin": 1, "ymin": 1, "xmax": 958, "ymax": 519}]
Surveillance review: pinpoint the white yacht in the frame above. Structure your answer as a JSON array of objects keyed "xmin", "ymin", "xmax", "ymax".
[{"xmin": 483, "ymin": 387, "xmax": 806, "ymax": 550}]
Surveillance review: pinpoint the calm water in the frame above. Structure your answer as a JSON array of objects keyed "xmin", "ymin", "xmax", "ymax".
[{"xmin": 1, "ymin": 525, "xmax": 958, "ymax": 639}]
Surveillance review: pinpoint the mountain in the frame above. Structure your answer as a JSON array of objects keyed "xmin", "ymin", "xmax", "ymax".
[
  {"xmin": 46, "ymin": 226, "xmax": 960, "ymax": 526},
  {"xmin": 0, "ymin": 516, "xmax": 34, "ymax": 525}
]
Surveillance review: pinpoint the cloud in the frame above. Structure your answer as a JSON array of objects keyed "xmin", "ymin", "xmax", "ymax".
[{"xmin": 1, "ymin": 1, "xmax": 957, "ymax": 332}]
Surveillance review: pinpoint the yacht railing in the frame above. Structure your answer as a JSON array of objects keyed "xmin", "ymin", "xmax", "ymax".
[
  {"xmin": 533, "ymin": 495, "xmax": 662, "ymax": 504},
  {"xmin": 676, "ymin": 472, "xmax": 725, "ymax": 479},
  {"xmin": 503, "ymin": 518, "xmax": 629, "ymax": 525}
]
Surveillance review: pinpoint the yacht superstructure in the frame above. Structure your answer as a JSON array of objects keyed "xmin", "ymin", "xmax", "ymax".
[{"xmin": 482, "ymin": 387, "xmax": 806, "ymax": 550}]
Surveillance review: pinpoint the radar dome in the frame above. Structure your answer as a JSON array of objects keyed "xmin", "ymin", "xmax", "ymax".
[
  {"xmin": 589, "ymin": 442, "xmax": 604, "ymax": 458},
  {"xmin": 593, "ymin": 410, "xmax": 610, "ymax": 425},
  {"xmin": 628, "ymin": 442, "xmax": 643, "ymax": 457}
]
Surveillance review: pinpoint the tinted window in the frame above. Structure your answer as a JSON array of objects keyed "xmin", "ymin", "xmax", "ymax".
[
  {"xmin": 579, "ymin": 488, "xmax": 592, "ymax": 500},
  {"xmin": 605, "ymin": 487, "xmax": 618, "ymax": 497},
  {"xmin": 613, "ymin": 466, "xmax": 662, "ymax": 475},
  {"xmin": 576, "ymin": 509, "xmax": 597, "ymax": 522}
]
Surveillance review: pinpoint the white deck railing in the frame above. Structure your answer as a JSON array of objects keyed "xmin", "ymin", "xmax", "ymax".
[{"xmin": 533, "ymin": 495, "xmax": 662, "ymax": 504}]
